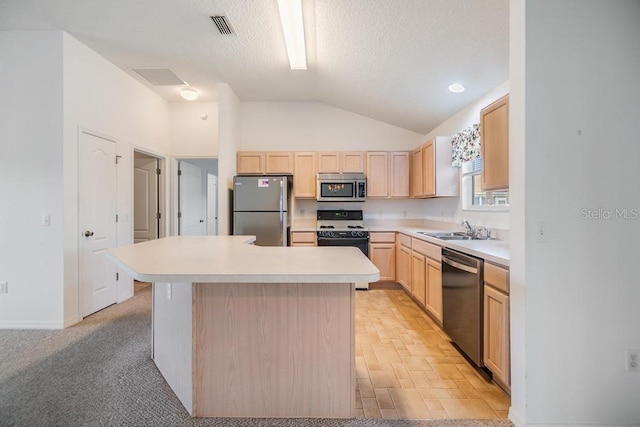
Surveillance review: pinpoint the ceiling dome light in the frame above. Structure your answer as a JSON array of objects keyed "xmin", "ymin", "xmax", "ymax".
[
  {"xmin": 448, "ymin": 83, "xmax": 465, "ymax": 93},
  {"xmin": 180, "ymin": 87, "xmax": 199, "ymax": 101}
]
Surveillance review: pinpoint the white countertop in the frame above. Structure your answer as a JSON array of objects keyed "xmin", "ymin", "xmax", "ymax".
[
  {"xmin": 292, "ymin": 223, "xmax": 509, "ymax": 267},
  {"xmin": 108, "ymin": 235, "xmax": 380, "ymax": 283},
  {"xmin": 389, "ymin": 227, "xmax": 509, "ymax": 267}
]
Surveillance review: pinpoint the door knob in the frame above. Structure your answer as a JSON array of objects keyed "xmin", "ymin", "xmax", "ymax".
[{"xmin": 84, "ymin": 230, "xmax": 94, "ymax": 237}]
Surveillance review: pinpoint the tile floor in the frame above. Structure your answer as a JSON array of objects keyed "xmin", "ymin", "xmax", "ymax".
[{"xmin": 354, "ymin": 289, "xmax": 510, "ymax": 420}]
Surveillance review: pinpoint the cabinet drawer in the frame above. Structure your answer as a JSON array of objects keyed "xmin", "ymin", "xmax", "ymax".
[
  {"xmin": 411, "ymin": 238, "xmax": 441, "ymax": 261},
  {"xmin": 369, "ymin": 232, "xmax": 396, "ymax": 243},
  {"xmin": 397, "ymin": 233, "xmax": 411, "ymax": 247},
  {"xmin": 485, "ymin": 263, "xmax": 509, "ymax": 293},
  {"xmin": 290, "ymin": 232, "xmax": 316, "ymax": 244}
]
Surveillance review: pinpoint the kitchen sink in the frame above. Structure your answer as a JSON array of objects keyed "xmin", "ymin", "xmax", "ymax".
[{"xmin": 417, "ymin": 231, "xmax": 480, "ymax": 241}]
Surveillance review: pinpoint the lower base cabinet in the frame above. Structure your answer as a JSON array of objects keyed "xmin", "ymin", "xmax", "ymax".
[
  {"xmin": 369, "ymin": 232, "xmax": 396, "ymax": 282},
  {"xmin": 483, "ymin": 263, "xmax": 510, "ymax": 392},
  {"xmin": 411, "ymin": 251, "xmax": 426, "ymax": 305},
  {"xmin": 425, "ymin": 258, "xmax": 442, "ymax": 323},
  {"xmin": 290, "ymin": 231, "xmax": 316, "ymax": 246}
]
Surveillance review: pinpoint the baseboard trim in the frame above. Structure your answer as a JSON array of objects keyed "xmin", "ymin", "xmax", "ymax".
[
  {"xmin": 64, "ymin": 316, "xmax": 82, "ymax": 328},
  {"xmin": 0, "ymin": 320, "xmax": 65, "ymax": 330},
  {"xmin": 509, "ymin": 406, "xmax": 526, "ymax": 427}
]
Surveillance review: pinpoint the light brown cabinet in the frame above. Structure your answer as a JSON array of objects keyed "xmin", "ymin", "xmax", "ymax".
[
  {"xmin": 366, "ymin": 151, "xmax": 410, "ymax": 199},
  {"xmin": 410, "ymin": 238, "xmax": 443, "ymax": 324},
  {"xmin": 369, "ymin": 232, "xmax": 396, "ymax": 282},
  {"xmin": 411, "ymin": 251, "xmax": 426, "ymax": 305},
  {"xmin": 237, "ymin": 152, "xmax": 265, "ymax": 175},
  {"xmin": 290, "ymin": 231, "xmax": 316, "ymax": 246},
  {"xmin": 410, "ymin": 148, "xmax": 423, "ymax": 198},
  {"xmin": 293, "ymin": 152, "xmax": 317, "ymax": 198},
  {"xmin": 425, "ymin": 258, "xmax": 442, "ymax": 323},
  {"xmin": 237, "ymin": 151, "xmax": 294, "ymax": 175},
  {"xmin": 318, "ymin": 151, "xmax": 365, "ymax": 174},
  {"xmin": 396, "ymin": 234, "xmax": 412, "ymax": 292},
  {"xmin": 411, "ymin": 137, "xmax": 458, "ymax": 198},
  {"xmin": 480, "ymin": 95, "xmax": 509, "ymax": 190},
  {"xmin": 483, "ymin": 262, "xmax": 510, "ymax": 392}
]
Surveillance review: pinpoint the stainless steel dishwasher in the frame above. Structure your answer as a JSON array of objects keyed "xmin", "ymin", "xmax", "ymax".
[{"xmin": 441, "ymin": 248, "xmax": 484, "ymax": 367}]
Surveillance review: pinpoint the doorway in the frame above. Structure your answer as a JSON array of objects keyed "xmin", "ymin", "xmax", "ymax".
[
  {"xmin": 176, "ymin": 158, "xmax": 218, "ymax": 236},
  {"xmin": 133, "ymin": 150, "xmax": 165, "ymax": 243}
]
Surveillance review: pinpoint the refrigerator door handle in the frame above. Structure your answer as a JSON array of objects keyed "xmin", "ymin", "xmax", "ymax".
[{"xmin": 279, "ymin": 180, "xmax": 284, "ymax": 245}]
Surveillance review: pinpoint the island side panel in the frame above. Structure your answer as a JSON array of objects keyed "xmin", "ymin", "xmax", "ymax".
[
  {"xmin": 152, "ymin": 282, "xmax": 194, "ymax": 415},
  {"xmin": 193, "ymin": 282, "xmax": 354, "ymax": 418}
]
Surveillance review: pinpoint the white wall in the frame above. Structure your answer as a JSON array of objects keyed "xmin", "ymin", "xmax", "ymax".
[
  {"xmin": 422, "ymin": 82, "xmax": 510, "ymax": 231},
  {"xmin": 217, "ymin": 84, "xmax": 241, "ymax": 235},
  {"xmin": 62, "ymin": 32, "xmax": 172, "ymax": 324},
  {"xmin": 169, "ymin": 102, "xmax": 218, "ymax": 157},
  {"xmin": 512, "ymin": 1, "xmax": 640, "ymax": 425},
  {"xmin": 508, "ymin": 0, "xmax": 526, "ymax": 424},
  {"xmin": 240, "ymin": 102, "xmax": 424, "ymax": 151},
  {"xmin": 0, "ymin": 31, "xmax": 65, "ymax": 328}
]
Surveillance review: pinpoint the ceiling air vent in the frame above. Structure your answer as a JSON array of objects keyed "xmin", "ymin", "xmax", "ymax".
[{"xmin": 211, "ymin": 15, "xmax": 236, "ymax": 35}]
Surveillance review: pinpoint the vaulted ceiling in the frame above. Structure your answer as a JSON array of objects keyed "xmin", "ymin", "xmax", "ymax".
[{"xmin": 0, "ymin": 0, "xmax": 509, "ymax": 134}]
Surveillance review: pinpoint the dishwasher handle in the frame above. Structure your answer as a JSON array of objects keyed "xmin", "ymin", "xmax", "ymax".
[{"xmin": 442, "ymin": 254, "xmax": 479, "ymax": 274}]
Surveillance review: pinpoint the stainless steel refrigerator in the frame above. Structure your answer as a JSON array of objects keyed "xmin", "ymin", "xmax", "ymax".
[{"xmin": 233, "ymin": 176, "xmax": 291, "ymax": 246}]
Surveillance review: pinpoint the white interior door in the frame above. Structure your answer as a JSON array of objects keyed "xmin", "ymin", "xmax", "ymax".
[
  {"xmin": 79, "ymin": 131, "xmax": 118, "ymax": 317},
  {"xmin": 207, "ymin": 174, "xmax": 218, "ymax": 235},
  {"xmin": 134, "ymin": 156, "xmax": 158, "ymax": 243},
  {"xmin": 178, "ymin": 161, "xmax": 206, "ymax": 235}
]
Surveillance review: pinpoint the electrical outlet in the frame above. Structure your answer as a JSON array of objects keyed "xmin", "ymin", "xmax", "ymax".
[
  {"xmin": 627, "ymin": 349, "xmax": 639, "ymax": 371},
  {"xmin": 300, "ymin": 209, "xmax": 305, "ymax": 216},
  {"xmin": 0, "ymin": 282, "xmax": 7, "ymax": 294},
  {"xmin": 42, "ymin": 214, "xmax": 51, "ymax": 227},
  {"xmin": 166, "ymin": 283, "xmax": 172, "ymax": 301},
  {"xmin": 403, "ymin": 211, "xmax": 407, "ymax": 218}
]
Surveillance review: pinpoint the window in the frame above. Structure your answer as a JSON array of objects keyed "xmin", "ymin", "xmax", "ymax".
[{"xmin": 461, "ymin": 159, "xmax": 509, "ymax": 210}]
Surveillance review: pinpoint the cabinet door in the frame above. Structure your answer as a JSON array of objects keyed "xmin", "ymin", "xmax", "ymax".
[
  {"xmin": 425, "ymin": 258, "xmax": 442, "ymax": 324},
  {"xmin": 366, "ymin": 152, "xmax": 389, "ymax": 198},
  {"xmin": 411, "ymin": 251, "xmax": 426, "ymax": 305},
  {"xmin": 237, "ymin": 152, "xmax": 265, "ymax": 175},
  {"xmin": 400, "ymin": 245, "xmax": 412, "ymax": 292},
  {"xmin": 369, "ymin": 243, "xmax": 396, "ymax": 281},
  {"xmin": 411, "ymin": 148, "xmax": 423, "ymax": 198},
  {"xmin": 265, "ymin": 152, "xmax": 294, "ymax": 174},
  {"xmin": 484, "ymin": 285, "xmax": 510, "ymax": 389},
  {"xmin": 290, "ymin": 231, "xmax": 316, "ymax": 246},
  {"xmin": 341, "ymin": 152, "xmax": 365, "ymax": 173},
  {"xmin": 293, "ymin": 152, "xmax": 317, "ymax": 198},
  {"xmin": 481, "ymin": 95, "xmax": 509, "ymax": 190},
  {"xmin": 389, "ymin": 151, "xmax": 410, "ymax": 198},
  {"xmin": 318, "ymin": 152, "xmax": 340, "ymax": 173},
  {"xmin": 422, "ymin": 142, "xmax": 435, "ymax": 196}
]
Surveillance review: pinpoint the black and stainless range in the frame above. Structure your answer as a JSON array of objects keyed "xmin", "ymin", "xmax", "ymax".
[{"xmin": 316, "ymin": 209, "xmax": 370, "ymax": 289}]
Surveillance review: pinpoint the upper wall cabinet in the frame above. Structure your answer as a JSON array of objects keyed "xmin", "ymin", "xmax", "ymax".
[
  {"xmin": 293, "ymin": 152, "xmax": 317, "ymax": 198},
  {"xmin": 411, "ymin": 137, "xmax": 458, "ymax": 198},
  {"xmin": 318, "ymin": 152, "xmax": 365, "ymax": 174},
  {"xmin": 237, "ymin": 152, "xmax": 294, "ymax": 175},
  {"xmin": 480, "ymin": 95, "xmax": 509, "ymax": 190},
  {"xmin": 366, "ymin": 151, "xmax": 410, "ymax": 199}
]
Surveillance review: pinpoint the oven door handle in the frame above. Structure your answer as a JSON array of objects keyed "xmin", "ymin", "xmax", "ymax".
[{"xmin": 442, "ymin": 255, "xmax": 478, "ymax": 274}]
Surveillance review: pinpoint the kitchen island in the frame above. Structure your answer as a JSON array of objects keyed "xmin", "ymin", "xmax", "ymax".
[{"xmin": 108, "ymin": 236, "xmax": 379, "ymax": 418}]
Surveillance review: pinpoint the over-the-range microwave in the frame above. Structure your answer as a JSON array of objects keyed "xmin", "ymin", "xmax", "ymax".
[{"xmin": 316, "ymin": 173, "xmax": 367, "ymax": 202}]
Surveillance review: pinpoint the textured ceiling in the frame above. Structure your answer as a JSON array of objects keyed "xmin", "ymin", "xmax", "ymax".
[{"xmin": 0, "ymin": 0, "xmax": 509, "ymax": 134}]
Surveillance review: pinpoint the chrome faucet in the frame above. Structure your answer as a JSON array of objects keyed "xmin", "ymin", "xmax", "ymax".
[{"xmin": 462, "ymin": 220, "xmax": 475, "ymax": 236}]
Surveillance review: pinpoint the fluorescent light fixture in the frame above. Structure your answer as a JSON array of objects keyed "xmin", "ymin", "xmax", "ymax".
[
  {"xmin": 448, "ymin": 83, "xmax": 465, "ymax": 93},
  {"xmin": 278, "ymin": 0, "xmax": 307, "ymax": 70},
  {"xmin": 180, "ymin": 87, "xmax": 199, "ymax": 101}
]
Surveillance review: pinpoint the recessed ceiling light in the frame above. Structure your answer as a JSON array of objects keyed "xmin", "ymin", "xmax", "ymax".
[
  {"xmin": 180, "ymin": 87, "xmax": 199, "ymax": 101},
  {"xmin": 448, "ymin": 83, "xmax": 465, "ymax": 93}
]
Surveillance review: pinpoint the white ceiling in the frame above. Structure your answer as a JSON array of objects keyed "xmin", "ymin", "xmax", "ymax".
[{"xmin": 0, "ymin": 0, "xmax": 509, "ymax": 134}]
